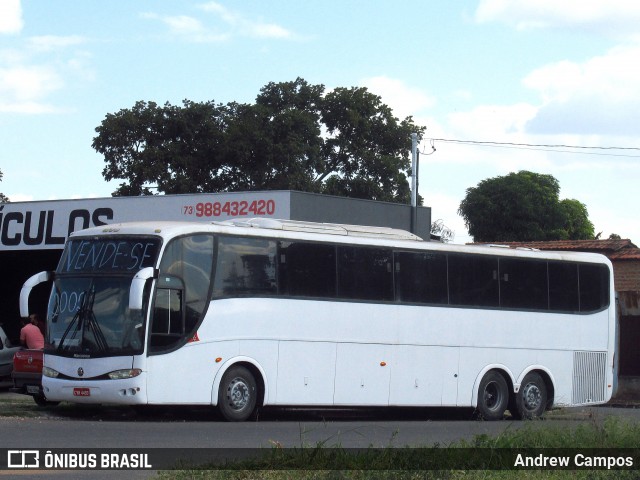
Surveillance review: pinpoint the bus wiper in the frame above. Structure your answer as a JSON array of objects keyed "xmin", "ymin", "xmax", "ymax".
[
  {"xmin": 57, "ymin": 287, "xmax": 108, "ymax": 353},
  {"xmin": 82, "ymin": 287, "xmax": 109, "ymax": 353}
]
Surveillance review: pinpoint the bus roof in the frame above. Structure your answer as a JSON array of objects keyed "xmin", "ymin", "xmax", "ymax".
[{"xmin": 69, "ymin": 219, "xmax": 611, "ymax": 266}]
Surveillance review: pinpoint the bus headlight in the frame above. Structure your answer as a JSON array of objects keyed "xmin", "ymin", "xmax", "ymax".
[
  {"xmin": 107, "ymin": 369, "xmax": 142, "ymax": 380},
  {"xmin": 42, "ymin": 366, "xmax": 60, "ymax": 378}
]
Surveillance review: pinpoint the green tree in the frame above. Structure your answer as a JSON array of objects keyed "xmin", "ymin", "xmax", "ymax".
[
  {"xmin": 94, "ymin": 99, "xmax": 231, "ymax": 196},
  {"xmin": 93, "ymin": 78, "xmax": 425, "ymax": 202},
  {"xmin": 558, "ymin": 198, "xmax": 595, "ymax": 240},
  {"xmin": 0, "ymin": 168, "xmax": 9, "ymax": 203},
  {"xmin": 458, "ymin": 171, "xmax": 595, "ymax": 242}
]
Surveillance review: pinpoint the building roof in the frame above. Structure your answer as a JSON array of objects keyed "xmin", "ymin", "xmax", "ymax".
[
  {"xmin": 483, "ymin": 239, "xmax": 640, "ymax": 261},
  {"xmin": 609, "ymin": 248, "xmax": 640, "ymax": 261}
]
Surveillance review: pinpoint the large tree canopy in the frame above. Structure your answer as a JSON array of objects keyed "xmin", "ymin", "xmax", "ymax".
[
  {"xmin": 458, "ymin": 170, "xmax": 595, "ymax": 242},
  {"xmin": 93, "ymin": 78, "xmax": 425, "ymax": 202}
]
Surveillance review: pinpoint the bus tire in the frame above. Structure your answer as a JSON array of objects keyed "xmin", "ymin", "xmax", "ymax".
[
  {"xmin": 218, "ymin": 365, "xmax": 257, "ymax": 422},
  {"xmin": 477, "ymin": 371, "xmax": 508, "ymax": 421},
  {"xmin": 514, "ymin": 372, "xmax": 547, "ymax": 420},
  {"xmin": 33, "ymin": 394, "xmax": 59, "ymax": 408}
]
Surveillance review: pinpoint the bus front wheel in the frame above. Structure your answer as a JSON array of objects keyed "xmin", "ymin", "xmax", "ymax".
[
  {"xmin": 477, "ymin": 371, "xmax": 508, "ymax": 421},
  {"xmin": 513, "ymin": 372, "xmax": 547, "ymax": 420},
  {"xmin": 218, "ymin": 365, "xmax": 257, "ymax": 422}
]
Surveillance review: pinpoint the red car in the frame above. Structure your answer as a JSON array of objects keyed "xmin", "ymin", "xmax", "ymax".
[{"xmin": 10, "ymin": 349, "xmax": 56, "ymax": 406}]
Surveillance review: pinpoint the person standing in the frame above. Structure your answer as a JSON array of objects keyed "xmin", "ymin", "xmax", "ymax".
[{"xmin": 20, "ymin": 314, "xmax": 45, "ymax": 350}]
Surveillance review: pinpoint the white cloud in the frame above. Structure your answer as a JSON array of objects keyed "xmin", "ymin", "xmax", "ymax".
[
  {"xmin": 143, "ymin": 4, "xmax": 297, "ymax": 43},
  {"xmin": 198, "ymin": 1, "xmax": 295, "ymax": 39},
  {"xmin": 141, "ymin": 12, "xmax": 229, "ymax": 43},
  {"xmin": 524, "ymin": 43, "xmax": 640, "ymax": 103},
  {"xmin": 0, "ymin": 35, "xmax": 93, "ymax": 114},
  {"xmin": 435, "ymin": 38, "xmax": 640, "ymax": 139},
  {"xmin": 0, "ymin": 0, "xmax": 23, "ymax": 35},
  {"xmin": 0, "ymin": 32, "xmax": 94, "ymax": 114},
  {"xmin": 361, "ymin": 76, "xmax": 436, "ymax": 120},
  {"xmin": 523, "ymin": 42, "xmax": 640, "ymax": 135},
  {"xmin": 144, "ymin": 11, "xmax": 232, "ymax": 42},
  {"xmin": 0, "ymin": 65, "xmax": 63, "ymax": 113},
  {"xmin": 447, "ymin": 103, "xmax": 538, "ymax": 139},
  {"xmin": 27, "ymin": 35, "xmax": 87, "ymax": 52},
  {"xmin": 475, "ymin": 0, "xmax": 640, "ymax": 37},
  {"xmin": 163, "ymin": 14, "xmax": 205, "ymax": 35},
  {"xmin": 250, "ymin": 23, "xmax": 292, "ymax": 40}
]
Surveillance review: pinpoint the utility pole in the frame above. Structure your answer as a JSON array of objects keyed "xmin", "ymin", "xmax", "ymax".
[
  {"xmin": 410, "ymin": 133, "xmax": 418, "ymax": 235},
  {"xmin": 411, "ymin": 133, "xmax": 418, "ymax": 208}
]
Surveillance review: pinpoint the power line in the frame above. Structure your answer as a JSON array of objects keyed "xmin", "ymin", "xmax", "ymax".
[
  {"xmin": 429, "ymin": 138, "xmax": 640, "ymax": 150},
  {"xmin": 427, "ymin": 138, "xmax": 640, "ymax": 158}
]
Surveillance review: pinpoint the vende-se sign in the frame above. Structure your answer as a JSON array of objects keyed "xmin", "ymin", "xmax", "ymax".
[{"xmin": 0, "ymin": 192, "xmax": 291, "ymax": 251}]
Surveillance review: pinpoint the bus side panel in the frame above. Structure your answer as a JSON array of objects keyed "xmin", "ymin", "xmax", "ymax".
[
  {"xmin": 146, "ymin": 340, "xmax": 239, "ymax": 404},
  {"xmin": 334, "ymin": 343, "xmax": 392, "ymax": 406},
  {"xmin": 276, "ymin": 340, "xmax": 336, "ymax": 405},
  {"xmin": 389, "ymin": 346, "xmax": 459, "ymax": 406},
  {"xmin": 237, "ymin": 340, "xmax": 279, "ymax": 405}
]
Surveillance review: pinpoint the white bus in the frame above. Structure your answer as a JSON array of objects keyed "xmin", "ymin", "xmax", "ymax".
[{"xmin": 20, "ymin": 218, "xmax": 615, "ymax": 421}]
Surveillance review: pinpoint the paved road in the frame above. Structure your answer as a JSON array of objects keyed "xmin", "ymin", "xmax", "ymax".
[
  {"xmin": 1, "ymin": 386, "xmax": 639, "ymax": 479},
  {"xmin": 2, "ymin": 386, "xmax": 640, "ymax": 449}
]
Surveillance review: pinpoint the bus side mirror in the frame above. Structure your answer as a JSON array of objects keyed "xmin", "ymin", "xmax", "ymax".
[
  {"xmin": 20, "ymin": 271, "xmax": 53, "ymax": 318},
  {"xmin": 129, "ymin": 267, "xmax": 157, "ymax": 310}
]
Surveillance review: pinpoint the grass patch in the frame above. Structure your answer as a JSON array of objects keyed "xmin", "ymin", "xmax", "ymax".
[
  {"xmin": 0, "ymin": 393, "xmax": 43, "ymax": 417},
  {"xmin": 154, "ymin": 417, "xmax": 640, "ymax": 480},
  {"xmin": 458, "ymin": 415, "xmax": 640, "ymax": 449}
]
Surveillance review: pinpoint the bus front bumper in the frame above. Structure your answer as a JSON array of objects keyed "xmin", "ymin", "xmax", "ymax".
[{"xmin": 42, "ymin": 373, "xmax": 148, "ymax": 405}]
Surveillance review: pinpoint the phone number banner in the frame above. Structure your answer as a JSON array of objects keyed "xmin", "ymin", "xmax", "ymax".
[{"xmin": 0, "ymin": 191, "xmax": 291, "ymax": 251}]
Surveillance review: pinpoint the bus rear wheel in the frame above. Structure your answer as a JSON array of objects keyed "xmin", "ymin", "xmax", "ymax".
[
  {"xmin": 514, "ymin": 372, "xmax": 547, "ymax": 420},
  {"xmin": 218, "ymin": 365, "xmax": 257, "ymax": 422},
  {"xmin": 477, "ymin": 371, "xmax": 508, "ymax": 421}
]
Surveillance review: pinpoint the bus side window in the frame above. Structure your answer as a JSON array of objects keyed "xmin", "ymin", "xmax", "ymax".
[
  {"xmin": 279, "ymin": 242, "xmax": 337, "ymax": 298},
  {"xmin": 394, "ymin": 251, "xmax": 447, "ymax": 304},
  {"xmin": 499, "ymin": 258, "xmax": 548, "ymax": 310},
  {"xmin": 152, "ymin": 288, "xmax": 183, "ymax": 335},
  {"xmin": 213, "ymin": 237, "xmax": 277, "ymax": 298},
  {"xmin": 549, "ymin": 262, "xmax": 579, "ymax": 312},
  {"xmin": 151, "ymin": 234, "xmax": 215, "ymax": 353},
  {"xmin": 448, "ymin": 254, "xmax": 499, "ymax": 307},
  {"xmin": 150, "ymin": 276, "xmax": 185, "ymax": 350},
  {"xmin": 337, "ymin": 246, "xmax": 393, "ymax": 301},
  {"xmin": 579, "ymin": 263, "xmax": 610, "ymax": 312}
]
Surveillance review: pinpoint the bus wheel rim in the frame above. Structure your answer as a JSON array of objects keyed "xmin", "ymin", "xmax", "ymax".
[
  {"xmin": 522, "ymin": 383, "xmax": 541, "ymax": 411},
  {"xmin": 227, "ymin": 377, "xmax": 250, "ymax": 410},
  {"xmin": 484, "ymin": 381, "xmax": 502, "ymax": 410}
]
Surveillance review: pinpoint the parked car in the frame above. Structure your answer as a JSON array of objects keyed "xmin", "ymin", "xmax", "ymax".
[
  {"xmin": 0, "ymin": 325, "xmax": 20, "ymax": 378},
  {"xmin": 10, "ymin": 348, "xmax": 54, "ymax": 406}
]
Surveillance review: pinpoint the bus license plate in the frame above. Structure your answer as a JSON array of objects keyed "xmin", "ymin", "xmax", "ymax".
[{"xmin": 73, "ymin": 388, "xmax": 90, "ymax": 397}]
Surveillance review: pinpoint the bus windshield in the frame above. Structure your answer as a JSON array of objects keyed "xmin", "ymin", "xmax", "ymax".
[{"xmin": 47, "ymin": 236, "xmax": 160, "ymax": 357}]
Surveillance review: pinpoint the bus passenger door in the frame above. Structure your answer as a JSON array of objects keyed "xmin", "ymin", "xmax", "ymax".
[
  {"xmin": 334, "ymin": 343, "xmax": 392, "ymax": 406},
  {"xmin": 145, "ymin": 277, "xmax": 210, "ymax": 404}
]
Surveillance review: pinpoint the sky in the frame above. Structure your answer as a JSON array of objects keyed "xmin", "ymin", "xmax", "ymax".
[{"xmin": 1, "ymin": 0, "xmax": 639, "ymax": 244}]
